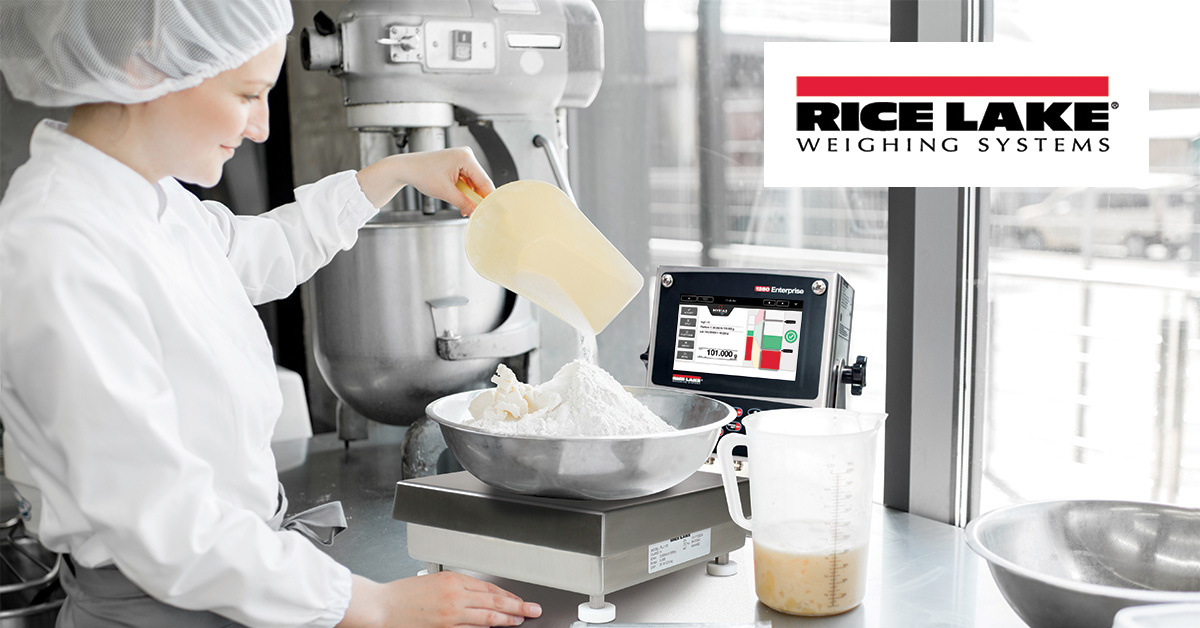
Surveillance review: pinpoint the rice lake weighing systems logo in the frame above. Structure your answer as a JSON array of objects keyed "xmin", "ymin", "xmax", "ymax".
[{"xmin": 764, "ymin": 43, "xmax": 1150, "ymax": 187}]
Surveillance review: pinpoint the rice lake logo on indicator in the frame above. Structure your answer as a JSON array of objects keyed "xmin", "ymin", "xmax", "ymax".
[
  {"xmin": 672, "ymin": 374, "xmax": 702, "ymax": 385},
  {"xmin": 763, "ymin": 43, "xmax": 1149, "ymax": 187}
]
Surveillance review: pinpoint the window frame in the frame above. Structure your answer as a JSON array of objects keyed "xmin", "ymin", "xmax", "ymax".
[{"xmin": 884, "ymin": 0, "xmax": 993, "ymax": 526}]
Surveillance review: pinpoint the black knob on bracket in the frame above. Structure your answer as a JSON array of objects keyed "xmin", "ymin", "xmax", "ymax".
[
  {"xmin": 313, "ymin": 10, "xmax": 336, "ymax": 36},
  {"xmin": 840, "ymin": 355, "xmax": 868, "ymax": 396}
]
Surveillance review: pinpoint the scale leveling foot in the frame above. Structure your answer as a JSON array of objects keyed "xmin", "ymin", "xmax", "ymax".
[{"xmin": 578, "ymin": 598, "xmax": 616, "ymax": 623}]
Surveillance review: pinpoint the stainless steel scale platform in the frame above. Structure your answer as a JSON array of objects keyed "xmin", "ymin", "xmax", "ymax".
[{"xmin": 393, "ymin": 470, "xmax": 750, "ymax": 622}]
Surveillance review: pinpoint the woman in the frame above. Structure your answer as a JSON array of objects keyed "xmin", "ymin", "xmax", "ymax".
[{"xmin": 0, "ymin": 1, "xmax": 540, "ymax": 627}]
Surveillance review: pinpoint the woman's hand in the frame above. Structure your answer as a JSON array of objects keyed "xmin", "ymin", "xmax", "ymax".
[
  {"xmin": 356, "ymin": 147, "xmax": 495, "ymax": 216},
  {"xmin": 337, "ymin": 572, "xmax": 542, "ymax": 628}
]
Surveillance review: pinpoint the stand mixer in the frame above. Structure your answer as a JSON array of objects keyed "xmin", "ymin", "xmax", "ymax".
[{"xmin": 300, "ymin": 0, "xmax": 603, "ymax": 474}]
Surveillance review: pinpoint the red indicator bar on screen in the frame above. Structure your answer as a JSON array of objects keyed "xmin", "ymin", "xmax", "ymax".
[{"xmin": 795, "ymin": 76, "xmax": 1109, "ymax": 98}]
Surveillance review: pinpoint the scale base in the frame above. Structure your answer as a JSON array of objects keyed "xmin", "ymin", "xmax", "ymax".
[
  {"xmin": 407, "ymin": 522, "xmax": 745, "ymax": 595},
  {"xmin": 416, "ymin": 543, "xmax": 739, "ymax": 624},
  {"xmin": 395, "ymin": 471, "xmax": 750, "ymax": 623}
]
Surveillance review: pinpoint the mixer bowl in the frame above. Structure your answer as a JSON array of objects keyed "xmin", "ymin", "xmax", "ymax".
[
  {"xmin": 965, "ymin": 500, "xmax": 1200, "ymax": 628},
  {"xmin": 425, "ymin": 387, "xmax": 735, "ymax": 500},
  {"xmin": 311, "ymin": 212, "xmax": 508, "ymax": 425}
]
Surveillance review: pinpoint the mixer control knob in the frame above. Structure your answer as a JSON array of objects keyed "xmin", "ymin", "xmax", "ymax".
[{"xmin": 840, "ymin": 355, "xmax": 868, "ymax": 396}]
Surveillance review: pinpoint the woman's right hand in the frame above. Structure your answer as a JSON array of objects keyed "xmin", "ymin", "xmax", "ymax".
[
  {"xmin": 355, "ymin": 147, "xmax": 495, "ymax": 216},
  {"xmin": 338, "ymin": 572, "xmax": 542, "ymax": 628}
]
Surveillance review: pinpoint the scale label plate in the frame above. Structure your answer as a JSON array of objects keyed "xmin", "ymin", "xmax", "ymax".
[{"xmin": 648, "ymin": 528, "xmax": 711, "ymax": 573}]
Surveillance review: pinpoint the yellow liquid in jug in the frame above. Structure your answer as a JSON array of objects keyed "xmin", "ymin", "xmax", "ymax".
[{"xmin": 753, "ymin": 542, "xmax": 868, "ymax": 616}]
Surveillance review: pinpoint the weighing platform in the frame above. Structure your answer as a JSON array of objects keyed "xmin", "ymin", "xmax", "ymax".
[
  {"xmin": 395, "ymin": 471, "xmax": 749, "ymax": 621},
  {"xmin": 276, "ymin": 428, "xmax": 1026, "ymax": 627}
]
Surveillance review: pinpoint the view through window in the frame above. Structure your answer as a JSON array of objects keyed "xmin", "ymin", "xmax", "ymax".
[{"xmin": 983, "ymin": 0, "xmax": 1200, "ymax": 510}]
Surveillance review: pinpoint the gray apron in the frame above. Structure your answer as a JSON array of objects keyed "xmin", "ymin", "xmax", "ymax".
[{"xmin": 56, "ymin": 484, "xmax": 347, "ymax": 628}]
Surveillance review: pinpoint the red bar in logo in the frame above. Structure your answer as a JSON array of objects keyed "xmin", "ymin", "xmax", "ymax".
[
  {"xmin": 754, "ymin": 286, "xmax": 771, "ymax": 292},
  {"xmin": 795, "ymin": 76, "xmax": 1109, "ymax": 98}
]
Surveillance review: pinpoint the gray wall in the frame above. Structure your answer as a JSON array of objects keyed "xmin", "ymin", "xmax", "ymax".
[{"xmin": 1, "ymin": 82, "xmax": 72, "ymax": 197}]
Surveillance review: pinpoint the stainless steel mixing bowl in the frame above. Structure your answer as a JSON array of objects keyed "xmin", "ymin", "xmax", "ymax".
[
  {"xmin": 425, "ymin": 386, "xmax": 734, "ymax": 500},
  {"xmin": 311, "ymin": 211, "xmax": 508, "ymax": 426},
  {"xmin": 965, "ymin": 500, "xmax": 1200, "ymax": 628}
]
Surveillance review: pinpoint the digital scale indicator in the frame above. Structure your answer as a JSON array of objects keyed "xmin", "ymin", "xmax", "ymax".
[
  {"xmin": 647, "ymin": 267, "xmax": 864, "ymax": 412},
  {"xmin": 672, "ymin": 299, "xmax": 803, "ymax": 382}
]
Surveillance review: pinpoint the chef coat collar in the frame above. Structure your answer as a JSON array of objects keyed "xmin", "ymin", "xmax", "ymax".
[{"xmin": 30, "ymin": 120, "xmax": 169, "ymax": 220}]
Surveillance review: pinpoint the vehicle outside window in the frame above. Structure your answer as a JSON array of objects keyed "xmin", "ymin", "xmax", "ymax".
[{"xmin": 1009, "ymin": 177, "xmax": 1197, "ymax": 258}]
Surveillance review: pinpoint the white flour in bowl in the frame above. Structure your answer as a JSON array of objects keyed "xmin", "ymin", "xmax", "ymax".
[{"xmin": 465, "ymin": 361, "xmax": 674, "ymax": 437}]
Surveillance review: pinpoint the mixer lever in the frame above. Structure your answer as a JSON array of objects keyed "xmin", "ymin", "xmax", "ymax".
[{"xmin": 533, "ymin": 134, "xmax": 578, "ymax": 205}]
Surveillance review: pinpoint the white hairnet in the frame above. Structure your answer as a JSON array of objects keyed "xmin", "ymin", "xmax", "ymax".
[{"xmin": 0, "ymin": 0, "xmax": 294, "ymax": 107}]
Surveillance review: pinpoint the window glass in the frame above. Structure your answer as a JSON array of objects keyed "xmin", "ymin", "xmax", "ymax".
[
  {"xmin": 984, "ymin": 0, "xmax": 1200, "ymax": 509},
  {"xmin": 641, "ymin": 0, "xmax": 888, "ymax": 498}
]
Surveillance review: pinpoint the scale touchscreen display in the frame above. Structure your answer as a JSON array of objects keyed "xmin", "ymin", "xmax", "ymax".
[{"xmin": 672, "ymin": 300, "xmax": 802, "ymax": 381}]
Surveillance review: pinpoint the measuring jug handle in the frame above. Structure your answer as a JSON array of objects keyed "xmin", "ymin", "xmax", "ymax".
[{"xmin": 716, "ymin": 434, "xmax": 752, "ymax": 532}]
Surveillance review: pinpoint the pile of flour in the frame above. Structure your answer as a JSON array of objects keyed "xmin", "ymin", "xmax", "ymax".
[{"xmin": 464, "ymin": 361, "xmax": 675, "ymax": 437}]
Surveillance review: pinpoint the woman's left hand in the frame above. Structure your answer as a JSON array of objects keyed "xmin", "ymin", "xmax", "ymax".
[{"xmin": 357, "ymin": 147, "xmax": 495, "ymax": 216}]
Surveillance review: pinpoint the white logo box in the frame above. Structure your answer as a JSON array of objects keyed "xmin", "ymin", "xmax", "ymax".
[{"xmin": 763, "ymin": 42, "xmax": 1150, "ymax": 188}]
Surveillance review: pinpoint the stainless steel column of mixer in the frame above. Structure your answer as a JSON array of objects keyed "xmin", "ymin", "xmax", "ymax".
[
  {"xmin": 350, "ymin": 101, "xmax": 454, "ymax": 215},
  {"xmin": 301, "ymin": 0, "xmax": 604, "ymax": 475}
]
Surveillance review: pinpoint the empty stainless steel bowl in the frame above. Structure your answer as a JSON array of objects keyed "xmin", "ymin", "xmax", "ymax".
[
  {"xmin": 425, "ymin": 386, "xmax": 734, "ymax": 500},
  {"xmin": 965, "ymin": 500, "xmax": 1200, "ymax": 628}
]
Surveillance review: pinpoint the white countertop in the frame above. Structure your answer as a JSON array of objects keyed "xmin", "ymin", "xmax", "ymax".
[
  {"xmin": 276, "ymin": 426, "xmax": 1029, "ymax": 627},
  {"xmin": 462, "ymin": 505, "xmax": 1028, "ymax": 627}
]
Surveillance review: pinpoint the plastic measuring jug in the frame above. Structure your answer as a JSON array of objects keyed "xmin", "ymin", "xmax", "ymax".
[
  {"xmin": 458, "ymin": 179, "xmax": 642, "ymax": 335},
  {"xmin": 717, "ymin": 408, "xmax": 887, "ymax": 616}
]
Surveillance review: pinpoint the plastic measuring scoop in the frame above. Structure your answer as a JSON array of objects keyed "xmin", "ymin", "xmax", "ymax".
[
  {"xmin": 717, "ymin": 408, "xmax": 887, "ymax": 617},
  {"xmin": 458, "ymin": 178, "xmax": 643, "ymax": 335}
]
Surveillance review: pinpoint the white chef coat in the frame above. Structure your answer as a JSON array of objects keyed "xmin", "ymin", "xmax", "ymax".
[{"xmin": 0, "ymin": 120, "xmax": 378, "ymax": 628}]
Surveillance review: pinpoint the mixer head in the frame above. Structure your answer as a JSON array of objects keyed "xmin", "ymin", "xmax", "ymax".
[{"xmin": 301, "ymin": 0, "xmax": 604, "ymax": 213}]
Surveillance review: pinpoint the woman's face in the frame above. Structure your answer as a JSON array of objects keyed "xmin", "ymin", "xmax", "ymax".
[{"xmin": 139, "ymin": 38, "xmax": 287, "ymax": 187}]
